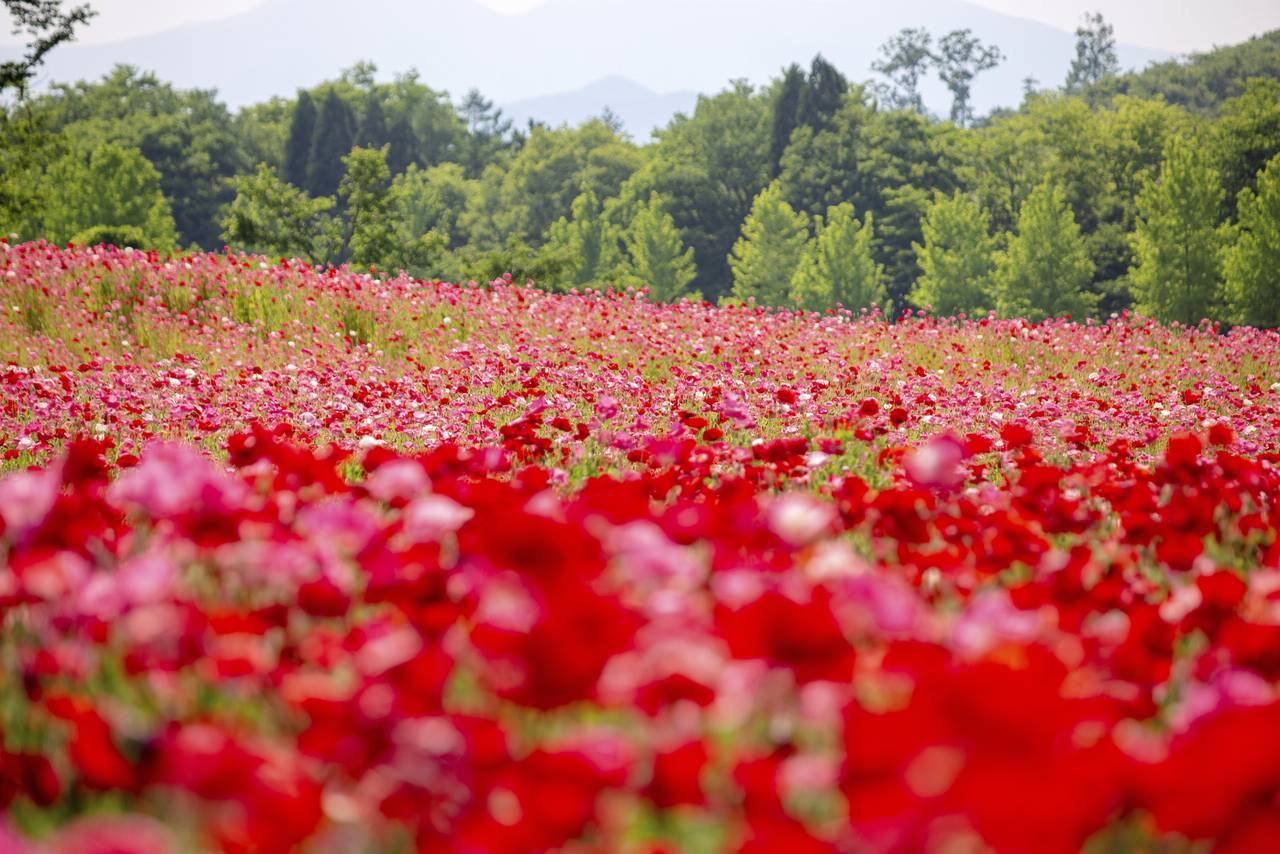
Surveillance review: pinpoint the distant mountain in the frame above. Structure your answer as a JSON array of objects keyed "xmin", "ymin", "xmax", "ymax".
[
  {"xmin": 4, "ymin": 0, "xmax": 1172, "ymax": 123},
  {"xmin": 503, "ymin": 76, "xmax": 698, "ymax": 139}
]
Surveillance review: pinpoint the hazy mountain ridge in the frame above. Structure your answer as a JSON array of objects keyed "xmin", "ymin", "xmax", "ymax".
[{"xmin": 5, "ymin": 0, "xmax": 1171, "ymax": 132}]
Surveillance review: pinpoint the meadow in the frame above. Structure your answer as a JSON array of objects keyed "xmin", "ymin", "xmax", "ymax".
[{"xmin": 2, "ymin": 240, "xmax": 1280, "ymax": 852}]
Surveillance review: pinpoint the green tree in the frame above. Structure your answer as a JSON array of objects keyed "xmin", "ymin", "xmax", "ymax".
[
  {"xmin": 457, "ymin": 88, "xmax": 515, "ymax": 177},
  {"xmin": 935, "ymin": 29, "xmax": 1004, "ymax": 126},
  {"xmin": 220, "ymin": 164, "xmax": 340, "ymax": 265},
  {"xmin": 284, "ymin": 90, "xmax": 316, "ymax": 187},
  {"xmin": 1129, "ymin": 134, "xmax": 1225, "ymax": 324},
  {"xmin": 356, "ymin": 93, "xmax": 388, "ymax": 149},
  {"xmin": 386, "ymin": 112, "xmax": 417, "ymax": 175},
  {"xmin": 463, "ymin": 119, "xmax": 641, "ymax": 251},
  {"xmin": 236, "ymin": 96, "xmax": 291, "ymax": 174},
  {"xmin": 386, "ymin": 162, "xmax": 471, "ymax": 249},
  {"xmin": 340, "ymin": 145, "xmax": 394, "ymax": 268},
  {"xmin": 1064, "ymin": 13, "xmax": 1119, "ymax": 94},
  {"xmin": 769, "ymin": 63, "xmax": 805, "ymax": 177},
  {"xmin": 796, "ymin": 55, "xmax": 848, "ymax": 134},
  {"xmin": 791, "ymin": 203, "xmax": 884, "ymax": 312},
  {"xmin": 1223, "ymin": 152, "xmax": 1280, "ymax": 328},
  {"xmin": 728, "ymin": 182, "xmax": 809, "ymax": 305},
  {"xmin": 871, "ymin": 28, "xmax": 935, "ymax": 114},
  {"xmin": 620, "ymin": 81, "xmax": 771, "ymax": 301},
  {"xmin": 1, "ymin": 0, "xmax": 95, "ymax": 97},
  {"xmin": 1214, "ymin": 79, "xmax": 1280, "ymax": 221},
  {"xmin": 911, "ymin": 192, "xmax": 997, "ymax": 316},
  {"xmin": 32, "ymin": 66, "xmax": 248, "ymax": 247},
  {"xmin": 40, "ymin": 141, "xmax": 177, "ymax": 251},
  {"xmin": 547, "ymin": 190, "xmax": 623, "ymax": 287},
  {"xmin": 996, "ymin": 181, "xmax": 1097, "ymax": 321},
  {"xmin": 624, "ymin": 195, "xmax": 698, "ymax": 302},
  {"xmin": 306, "ymin": 87, "xmax": 357, "ymax": 197}
]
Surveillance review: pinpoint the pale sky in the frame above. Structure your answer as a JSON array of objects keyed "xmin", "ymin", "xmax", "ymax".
[{"xmin": 5, "ymin": 0, "xmax": 1280, "ymax": 53}]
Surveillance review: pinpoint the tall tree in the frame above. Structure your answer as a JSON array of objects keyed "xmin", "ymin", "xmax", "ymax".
[
  {"xmin": 458, "ymin": 88, "xmax": 515, "ymax": 177},
  {"xmin": 871, "ymin": 28, "xmax": 935, "ymax": 114},
  {"xmin": 1223, "ymin": 152, "xmax": 1280, "ymax": 328},
  {"xmin": 624, "ymin": 195, "xmax": 698, "ymax": 302},
  {"xmin": 769, "ymin": 64, "xmax": 805, "ymax": 177},
  {"xmin": 790, "ymin": 203, "xmax": 883, "ymax": 312},
  {"xmin": 1064, "ymin": 12, "xmax": 1119, "ymax": 94},
  {"xmin": 935, "ymin": 29, "xmax": 1004, "ymax": 127},
  {"xmin": 911, "ymin": 191, "xmax": 997, "ymax": 316},
  {"xmin": 796, "ymin": 54, "xmax": 848, "ymax": 133},
  {"xmin": 385, "ymin": 111, "xmax": 417, "ymax": 175},
  {"xmin": 728, "ymin": 181, "xmax": 809, "ymax": 305},
  {"xmin": 356, "ymin": 93, "xmax": 388, "ymax": 150},
  {"xmin": 1, "ymin": 0, "xmax": 95, "ymax": 97},
  {"xmin": 341, "ymin": 145, "xmax": 394, "ymax": 268},
  {"xmin": 306, "ymin": 88, "xmax": 357, "ymax": 198},
  {"xmin": 1129, "ymin": 134, "xmax": 1225, "ymax": 325},
  {"xmin": 996, "ymin": 181, "xmax": 1097, "ymax": 321},
  {"xmin": 284, "ymin": 89, "xmax": 316, "ymax": 188}
]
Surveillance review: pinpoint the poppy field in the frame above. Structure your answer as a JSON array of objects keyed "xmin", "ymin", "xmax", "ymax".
[{"xmin": 2, "ymin": 241, "xmax": 1280, "ymax": 852}]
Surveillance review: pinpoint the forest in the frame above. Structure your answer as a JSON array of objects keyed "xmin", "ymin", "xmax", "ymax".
[{"xmin": 2, "ymin": 15, "xmax": 1280, "ymax": 326}]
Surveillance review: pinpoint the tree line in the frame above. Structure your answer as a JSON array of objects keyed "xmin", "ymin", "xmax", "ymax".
[{"xmin": 2, "ymin": 7, "xmax": 1280, "ymax": 326}]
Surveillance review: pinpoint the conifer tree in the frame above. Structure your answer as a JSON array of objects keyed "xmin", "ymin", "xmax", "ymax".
[
  {"xmin": 306, "ymin": 88, "xmax": 357, "ymax": 198},
  {"xmin": 729, "ymin": 182, "xmax": 810, "ymax": 305},
  {"xmin": 769, "ymin": 64, "xmax": 805, "ymax": 177},
  {"xmin": 547, "ymin": 190, "xmax": 623, "ymax": 287},
  {"xmin": 996, "ymin": 181, "xmax": 1096, "ymax": 321},
  {"xmin": 284, "ymin": 90, "xmax": 316, "ymax": 188},
  {"xmin": 1130, "ymin": 134, "xmax": 1225, "ymax": 324},
  {"xmin": 386, "ymin": 113, "xmax": 417, "ymax": 175},
  {"xmin": 791, "ymin": 203, "xmax": 883, "ymax": 312},
  {"xmin": 911, "ymin": 192, "xmax": 997, "ymax": 316},
  {"xmin": 1223, "ymin": 152, "xmax": 1280, "ymax": 328},
  {"xmin": 356, "ymin": 94, "xmax": 389, "ymax": 150},
  {"xmin": 796, "ymin": 55, "xmax": 848, "ymax": 134},
  {"xmin": 625, "ymin": 195, "xmax": 698, "ymax": 302}
]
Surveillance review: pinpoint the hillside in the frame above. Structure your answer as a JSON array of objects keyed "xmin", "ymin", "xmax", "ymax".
[{"xmin": 1089, "ymin": 28, "xmax": 1280, "ymax": 112}]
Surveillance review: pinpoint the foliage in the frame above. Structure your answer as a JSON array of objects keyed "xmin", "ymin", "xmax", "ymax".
[
  {"xmin": 728, "ymin": 181, "xmax": 809, "ymax": 305},
  {"xmin": 546, "ymin": 190, "xmax": 624, "ymax": 287},
  {"xmin": 911, "ymin": 191, "xmax": 997, "ymax": 316},
  {"xmin": 284, "ymin": 89, "xmax": 316, "ymax": 188},
  {"xmin": 0, "ymin": 0, "xmax": 94, "ymax": 97},
  {"xmin": 790, "ymin": 203, "xmax": 883, "ymax": 312},
  {"xmin": 1063, "ymin": 12, "xmax": 1119, "ymax": 95},
  {"xmin": 1214, "ymin": 79, "xmax": 1280, "ymax": 220},
  {"xmin": 1223, "ymin": 152, "xmax": 1280, "ymax": 327},
  {"xmin": 935, "ymin": 29, "xmax": 1004, "ymax": 127},
  {"xmin": 306, "ymin": 87, "xmax": 357, "ymax": 198},
  {"xmin": 31, "ymin": 66, "xmax": 248, "ymax": 247},
  {"xmin": 39, "ymin": 141, "xmax": 177, "ymax": 251},
  {"xmin": 871, "ymin": 27, "xmax": 934, "ymax": 114},
  {"xmin": 1130, "ymin": 134, "xmax": 1226, "ymax": 324},
  {"xmin": 220, "ymin": 164, "xmax": 340, "ymax": 265},
  {"xmin": 996, "ymin": 181, "xmax": 1096, "ymax": 321},
  {"xmin": 340, "ymin": 145, "xmax": 394, "ymax": 268},
  {"xmin": 623, "ymin": 194, "xmax": 698, "ymax": 302},
  {"xmin": 1086, "ymin": 30, "xmax": 1280, "ymax": 114}
]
